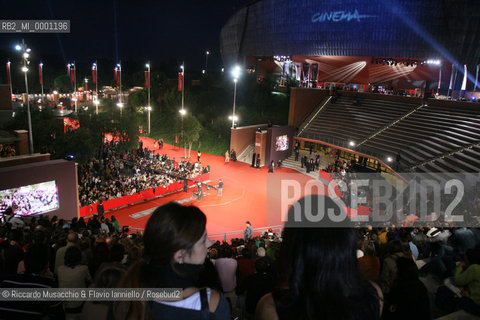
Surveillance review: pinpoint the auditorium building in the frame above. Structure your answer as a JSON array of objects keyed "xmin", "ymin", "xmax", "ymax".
[
  {"xmin": 220, "ymin": 0, "xmax": 480, "ymax": 95},
  {"xmin": 223, "ymin": 0, "xmax": 480, "ymax": 175}
]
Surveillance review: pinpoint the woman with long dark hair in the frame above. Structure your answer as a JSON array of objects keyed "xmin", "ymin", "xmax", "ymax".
[
  {"xmin": 114, "ymin": 202, "xmax": 230, "ymax": 319},
  {"xmin": 256, "ymin": 195, "xmax": 383, "ymax": 320}
]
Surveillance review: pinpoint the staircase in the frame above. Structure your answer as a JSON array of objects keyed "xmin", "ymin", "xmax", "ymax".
[
  {"xmin": 238, "ymin": 144, "xmax": 254, "ymax": 164},
  {"xmin": 282, "ymin": 151, "xmax": 334, "ymax": 179}
]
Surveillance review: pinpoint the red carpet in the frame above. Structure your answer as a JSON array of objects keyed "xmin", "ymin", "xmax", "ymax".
[{"xmin": 104, "ymin": 137, "xmax": 320, "ymax": 240}]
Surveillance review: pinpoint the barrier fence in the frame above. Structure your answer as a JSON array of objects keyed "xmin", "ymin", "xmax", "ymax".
[
  {"xmin": 79, "ymin": 173, "xmax": 210, "ymax": 218},
  {"xmin": 128, "ymin": 224, "xmax": 285, "ymax": 242},
  {"xmin": 207, "ymin": 225, "xmax": 284, "ymax": 242}
]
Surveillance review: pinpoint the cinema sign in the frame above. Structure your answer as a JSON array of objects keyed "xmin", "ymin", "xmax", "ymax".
[{"xmin": 311, "ymin": 9, "xmax": 376, "ymax": 23}]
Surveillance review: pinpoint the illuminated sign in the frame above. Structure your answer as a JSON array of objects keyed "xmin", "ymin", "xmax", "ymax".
[{"xmin": 311, "ymin": 9, "xmax": 376, "ymax": 23}]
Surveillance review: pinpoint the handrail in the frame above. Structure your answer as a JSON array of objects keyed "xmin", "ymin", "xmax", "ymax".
[
  {"xmin": 297, "ymin": 96, "xmax": 332, "ymax": 136},
  {"xmin": 356, "ymin": 103, "xmax": 424, "ymax": 147}
]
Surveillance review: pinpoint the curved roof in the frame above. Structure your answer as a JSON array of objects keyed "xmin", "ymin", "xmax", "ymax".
[{"xmin": 220, "ymin": 0, "xmax": 480, "ymax": 68}]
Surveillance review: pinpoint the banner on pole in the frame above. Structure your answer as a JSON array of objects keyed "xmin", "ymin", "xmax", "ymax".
[
  {"xmin": 6, "ymin": 62, "xmax": 11, "ymax": 85},
  {"xmin": 39, "ymin": 64, "xmax": 43, "ymax": 85},
  {"xmin": 145, "ymin": 70, "xmax": 149, "ymax": 89},
  {"xmin": 92, "ymin": 66, "xmax": 97, "ymax": 85},
  {"xmin": 178, "ymin": 73, "xmax": 183, "ymax": 92}
]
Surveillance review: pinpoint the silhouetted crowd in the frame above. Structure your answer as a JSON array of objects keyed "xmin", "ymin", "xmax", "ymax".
[{"xmin": 2, "ymin": 201, "xmax": 480, "ymax": 320}]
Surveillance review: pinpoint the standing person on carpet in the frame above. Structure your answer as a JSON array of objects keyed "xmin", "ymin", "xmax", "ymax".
[
  {"xmin": 114, "ymin": 202, "xmax": 230, "ymax": 320},
  {"xmin": 217, "ymin": 179, "xmax": 223, "ymax": 197},
  {"xmin": 198, "ymin": 151, "xmax": 202, "ymax": 163},
  {"xmin": 268, "ymin": 161, "xmax": 275, "ymax": 173},
  {"xmin": 244, "ymin": 221, "xmax": 253, "ymax": 241},
  {"xmin": 97, "ymin": 201, "xmax": 104, "ymax": 220},
  {"xmin": 225, "ymin": 150, "xmax": 230, "ymax": 163}
]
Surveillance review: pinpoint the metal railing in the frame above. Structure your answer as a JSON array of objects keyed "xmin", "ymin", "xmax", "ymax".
[
  {"xmin": 127, "ymin": 225, "xmax": 285, "ymax": 242},
  {"xmin": 207, "ymin": 225, "xmax": 284, "ymax": 242},
  {"xmin": 297, "ymin": 96, "xmax": 332, "ymax": 137}
]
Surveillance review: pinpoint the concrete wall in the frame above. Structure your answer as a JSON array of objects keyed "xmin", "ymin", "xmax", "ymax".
[
  {"xmin": 0, "ymin": 153, "xmax": 50, "ymax": 169},
  {"xmin": 254, "ymin": 131, "xmax": 267, "ymax": 167},
  {"xmin": 14, "ymin": 130, "xmax": 29, "ymax": 156},
  {"xmin": 0, "ymin": 85, "xmax": 11, "ymax": 110},
  {"xmin": 288, "ymin": 88, "xmax": 330, "ymax": 128},
  {"xmin": 230, "ymin": 124, "xmax": 268, "ymax": 156},
  {"xmin": 0, "ymin": 160, "xmax": 79, "ymax": 220},
  {"xmin": 265, "ymin": 126, "xmax": 295, "ymax": 165}
]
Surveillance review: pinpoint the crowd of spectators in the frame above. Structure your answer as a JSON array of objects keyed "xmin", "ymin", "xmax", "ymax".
[
  {"xmin": 0, "ymin": 144, "xmax": 16, "ymax": 158},
  {"xmin": 78, "ymin": 141, "xmax": 208, "ymax": 206},
  {"xmin": 2, "ymin": 193, "xmax": 480, "ymax": 319}
]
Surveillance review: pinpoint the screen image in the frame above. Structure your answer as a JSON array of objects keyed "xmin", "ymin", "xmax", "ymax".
[
  {"xmin": 0, "ymin": 181, "xmax": 59, "ymax": 216},
  {"xmin": 275, "ymin": 135, "xmax": 289, "ymax": 151}
]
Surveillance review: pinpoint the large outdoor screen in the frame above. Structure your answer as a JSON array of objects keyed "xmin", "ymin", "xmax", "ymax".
[
  {"xmin": 275, "ymin": 135, "xmax": 289, "ymax": 151},
  {"xmin": 0, "ymin": 180, "xmax": 59, "ymax": 216}
]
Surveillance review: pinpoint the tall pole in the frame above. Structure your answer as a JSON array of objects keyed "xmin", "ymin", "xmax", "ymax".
[
  {"xmin": 119, "ymin": 63, "xmax": 122, "ymax": 104},
  {"xmin": 147, "ymin": 62, "xmax": 151, "ymax": 134},
  {"xmin": 117, "ymin": 63, "xmax": 122, "ymax": 116},
  {"xmin": 181, "ymin": 62, "xmax": 185, "ymax": 113},
  {"xmin": 18, "ymin": 39, "xmax": 33, "ymax": 154},
  {"xmin": 95, "ymin": 61, "xmax": 98, "ymax": 100},
  {"xmin": 93, "ymin": 62, "xmax": 98, "ymax": 115},
  {"xmin": 181, "ymin": 62, "xmax": 185, "ymax": 158},
  {"xmin": 7, "ymin": 61, "xmax": 12, "ymax": 98},
  {"xmin": 73, "ymin": 61, "xmax": 77, "ymax": 112},
  {"xmin": 232, "ymin": 79, "xmax": 237, "ymax": 129},
  {"xmin": 205, "ymin": 51, "xmax": 209, "ymax": 74},
  {"xmin": 39, "ymin": 63, "xmax": 44, "ymax": 105}
]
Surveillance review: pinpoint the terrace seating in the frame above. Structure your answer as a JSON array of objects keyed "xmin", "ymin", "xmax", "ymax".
[{"xmin": 298, "ymin": 95, "xmax": 480, "ymax": 173}]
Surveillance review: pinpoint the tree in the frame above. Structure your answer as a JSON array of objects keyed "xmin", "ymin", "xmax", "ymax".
[
  {"xmin": 53, "ymin": 75, "xmax": 71, "ymax": 93},
  {"xmin": 128, "ymin": 89, "xmax": 147, "ymax": 108},
  {"xmin": 182, "ymin": 114, "xmax": 202, "ymax": 158}
]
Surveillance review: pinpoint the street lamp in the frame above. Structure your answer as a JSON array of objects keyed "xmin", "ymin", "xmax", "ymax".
[
  {"xmin": 16, "ymin": 40, "xmax": 34, "ymax": 154},
  {"xmin": 92, "ymin": 62, "xmax": 98, "ymax": 114},
  {"xmin": 146, "ymin": 62, "xmax": 151, "ymax": 134},
  {"xmin": 205, "ymin": 50, "xmax": 209, "ymax": 74},
  {"xmin": 117, "ymin": 63, "xmax": 122, "ymax": 110},
  {"xmin": 93, "ymin": 99, "xmax": 99, "ymax": 115},
  {"xmin": 231, "ymin": 66, "xmax": 241, "ymax": 129},
  {"xmin": 117, "ymin": 102, "xmax": 124, "ymax": 116},
  {"xmin": 145, "ymin": 106, "xmax": 152, "ymax": 134},
  {"xmin": 180, "ymin": 63, "xmax": 187, "ymax": 157},
  {"xmin": 70, "ymin": 62, "xmax": 77, "ymax": 112},
  {"xmin": 39, "ymin": 62, "xmax": 44, "ymax": 105}
]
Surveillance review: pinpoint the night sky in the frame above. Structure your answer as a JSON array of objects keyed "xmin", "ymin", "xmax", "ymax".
[{"xmin": 0, "ymin": 0, "xmax": 249, "ymax": 71}]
